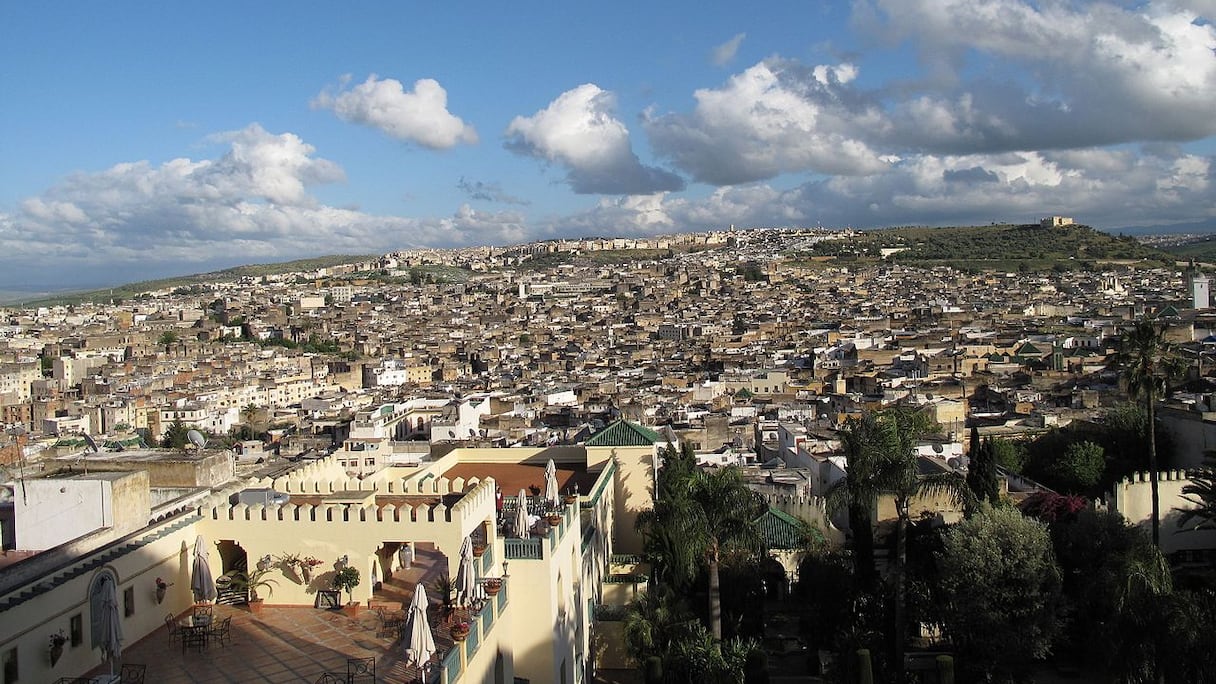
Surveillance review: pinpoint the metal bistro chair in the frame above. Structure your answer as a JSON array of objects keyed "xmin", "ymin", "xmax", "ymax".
[
  {"xmin": 120, "ymin": 663, "xmax": 148, "ymax": 684},
  {"xmin": 347, "ymin": 656, "xmax": 375, "ymax": 683},
  {"xmin": 164, "ymin": 613, "xmax": 181, "ymax": 645},
  {"xmin": 209, "ymin": 615, "xmax": 232, "ymax": 647},
  {"xmin": 313, "ymin": 674, "xmax": 346, "ymax": 684},
  {"xmin": 375, "ymin": 607, "xmax": 405, "ymax": 639}
]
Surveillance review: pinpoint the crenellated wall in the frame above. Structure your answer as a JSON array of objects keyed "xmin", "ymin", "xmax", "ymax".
[
  {"xmin": 763, "ymin": 493, "xmax": 845, "ymax": 545},
  {"xmin": 1108, "ymin": 470, "xmax": 1216, "ymax": 555},
  {"xmin": 197, "ymin": 476, "xmax": 498, "ymax": 606}
]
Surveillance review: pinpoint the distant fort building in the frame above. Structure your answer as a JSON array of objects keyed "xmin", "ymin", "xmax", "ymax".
[{"xmin": 1040, "ymin": 215, "xmax": 1075, "ymax": 228}]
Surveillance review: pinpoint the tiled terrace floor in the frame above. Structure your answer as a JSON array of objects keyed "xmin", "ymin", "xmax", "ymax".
[{"xmin": 84, "ymin": 546, "xmax": 459, "ymax": 683}]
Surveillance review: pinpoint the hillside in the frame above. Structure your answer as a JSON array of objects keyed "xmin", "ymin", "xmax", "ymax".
[
  {"xmin": 803, "ymin": 223, "xmax": 1173, "ymax": 270},
  {"xmin": 19, "ymin": 254, "xmax": 377, "ymax": 307},
  {"xmin": 1163, "ymin": 235, "xmax": 1216, "ymax": 263}
]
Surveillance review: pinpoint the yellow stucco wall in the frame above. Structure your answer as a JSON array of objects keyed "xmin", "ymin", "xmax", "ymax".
[{"xmin": 0, "ymin": 516, "xmax": 200, "ymax": 682}]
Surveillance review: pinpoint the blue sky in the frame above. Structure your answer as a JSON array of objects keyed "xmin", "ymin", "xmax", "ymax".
[{"xmin": 1, "ymin": 1, "xmax": 1214, "ymax": 293}]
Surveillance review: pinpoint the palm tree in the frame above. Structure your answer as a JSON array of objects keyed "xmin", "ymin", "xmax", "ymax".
[
  {"xmin": 828, "ymin": 408, "xmax": 973, "ymax": 679},
  {"xmin": 1178, "ymin": 461, "xmax": 1216, "ymax": 531},
  {"xmin": 877, "ymin": 408, "xmax": 972, "ymax": 679},
  {"xmin": 689, "ymin": 467, "xmax": 764, "ymax": 641},
  {"xmin": 622, "ymin": 584, "xmax": 697, "ymax": 667},
  {"xmin": 636, "ymin": 443, "xmax": 763, "ymax": 641},
  {"xmin": 825, "ymin": 414, "xmax": 885, "ymax": 591},
  {"xmin": 1114, "ymin": 318, "xmax": 1183, "ymax": 547}
]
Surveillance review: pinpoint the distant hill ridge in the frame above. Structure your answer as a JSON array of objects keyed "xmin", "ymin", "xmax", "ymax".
[
  {"xmin": 810, "ymin": 223, "xmax": 1173, "ymax": 268},
  {"xmin": 15, "ymin": 254, "xmax": 377, "ymax": 307},
  {"xmin": 10, "ymin": 224, "xmax": 1186, "ymax": 307}
]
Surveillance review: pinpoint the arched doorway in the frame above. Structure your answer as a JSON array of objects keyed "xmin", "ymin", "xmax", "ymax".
[{"xmin": 215, "ymin": 541, "xmax": 248, "ymax": 604}]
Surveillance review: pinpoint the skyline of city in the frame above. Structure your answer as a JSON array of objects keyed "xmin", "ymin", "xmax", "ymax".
[{"xmin": 2, "ymin": 1, "xmax": 1214, "ymax": 294}]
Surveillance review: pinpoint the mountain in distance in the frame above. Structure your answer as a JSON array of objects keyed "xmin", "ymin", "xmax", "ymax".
[
  {"xmin": 8, "ymin": 254, "xmax": 378, "ymax": 307},
  {"xmin": 5, "ymin": 222, "xmax": 1198, "ymax": 307}
]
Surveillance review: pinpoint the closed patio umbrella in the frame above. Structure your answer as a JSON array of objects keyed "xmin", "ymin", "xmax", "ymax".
[
  {"xmin": 190, "ymin": 535, "xmax": 217, "ymax": 603},
  {"xmin": 404, "ymin": 584, "xmax": 435, "ymax": 675},
  {"xmin": 544, "ymin": 458, "xmax": 560, "ymax": 509},
  {"xmin": 97, "ymin": 575, "xmax": 123, "ymax": 672},
  {"xmin": 456, "ymin": 537, "xmax": 476, "ymax": 606},
  {"xmin": 514, "ymin": 489, "xmax": 529, "ymax": 537}
]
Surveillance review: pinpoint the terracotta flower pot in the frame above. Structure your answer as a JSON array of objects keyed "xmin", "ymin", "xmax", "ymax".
[
  {"xmin": 472, "ymin": 545, "xmax": 487, "ymax": 558},
  {"xmin": 248, "ymin": 598, "xmax": 265, "ymax": 616},
  {"xmin": 451, "ymin": 625, "xmax": 469, "ymax": 642},
  {"xmin": 342, "ymin": 601, "xmax": 362, "ymax": 618},
  {"xmin": 484, "ymin": 583, "xmax": 501, "ymax": 596},
  {"xmin": 547, "ymin": 514, "xmax": 562, "ymax": 526},
  {"xmin": 563, "ymin": 495, "xmax": 577, "ymax": 505},
  {"xmin": 49, "ymin": 642, "xmax": 64, "ymax": 667}
]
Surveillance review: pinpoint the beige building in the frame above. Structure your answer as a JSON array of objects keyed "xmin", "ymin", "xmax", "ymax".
[{"xmin": 0, "ymin": 421, "xmax": 662, "ymax": 684}]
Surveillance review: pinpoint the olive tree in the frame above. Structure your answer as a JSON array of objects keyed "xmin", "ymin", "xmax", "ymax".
[{"xmin": 938, "ymin": 505, "xmax": 1061, "ymax": 682}]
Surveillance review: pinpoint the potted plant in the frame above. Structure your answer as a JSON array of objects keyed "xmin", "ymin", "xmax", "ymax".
[
  {"xmin": 430, "ymin": 572, "xmax": 456, "ymax": 619},
  {"xmin": 482, "ymin": 577, "xmax": 502, "ymax": 596},
  {"xmin": 332, "ymin": 566, "xmax": 361, "ymax": 616},
  {"xmin": 230, "ymin": 558, "xmax": 279, "ymax": 616},
  {"xmin": 450, "ymin": 619, "xmax": 470, "ymax": 641},
  {"xmin": 277, "ymin": 552, "xmax": 302, "ymax": 582},
  {"xmin": 471, "ymin": 542, "xmax": 487, "ymax": 558},
  {"xmin": 563, "ymin": 486, "xmax": 578, "ymax": 505},
  {"xmin": 155, "ymin": 577, "xmax": 172, "ymax": 604},
  {"xmin": 48, "ymin": 630, "xmax": 66, "ymax": 666},
  {"xmin": 301, "ymin": 555, "xmax": 324, "ymax": 583},
  {"xmin": 546, "ymin": 510, "xmax": 563, "ymax": 527}
]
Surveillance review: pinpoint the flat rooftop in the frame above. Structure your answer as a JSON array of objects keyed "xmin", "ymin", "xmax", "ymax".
[{"xmin": 442, "ymin": 461, "xmax": 600, "ymax": 497}]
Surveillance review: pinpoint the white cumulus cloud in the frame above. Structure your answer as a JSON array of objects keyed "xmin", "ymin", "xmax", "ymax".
[
  {"xmin": 0, "ymin": 124, "xmax": 526, "ymax": 290},
  {"xmin": 645, "ymin": 59, "xmax": 887, "ymax": 185},
  {"xmin": 505, "ymin": 84, "xmax": 685, "ymax": 195},
  {"xmin": 313, "ymin": 74, "xmax": 478, "ymax": 149}
]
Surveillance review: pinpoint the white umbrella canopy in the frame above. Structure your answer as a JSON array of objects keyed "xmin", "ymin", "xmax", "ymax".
[
  {"xmin": 190, "ymin": 535, "xmax": 217, "ymax": 603},
  {"xmin": 97, "ymin": 576, "xmax": 123, "ymax": 671},
  {"xmin": 404, "ymin": 584, "xmax": 435, "ymax": 673},
  {"xmin": 456, "ymin": 537, "xmax": 477, "ymax": 606},
  {"xmin": 544, "ymin": 458, "xmax": 560, "ymax": 508},
  {"xmin": 514, "ymin": 489, "xmax": 529, "ymax": 538}
]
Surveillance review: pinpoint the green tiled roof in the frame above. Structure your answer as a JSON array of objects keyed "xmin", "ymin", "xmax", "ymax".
[
  {"xmin": 584, "ymin": 419, "xmax": 662, "ymax": 447},
  {"xmin": 756, "ymin": 507, "xmax": 815, "ymax": 550}
]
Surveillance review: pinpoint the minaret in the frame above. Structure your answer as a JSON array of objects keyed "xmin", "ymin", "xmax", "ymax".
[{"xmin": 1191, "ymin": 270, "xmax": 1210, "ymax": 310}]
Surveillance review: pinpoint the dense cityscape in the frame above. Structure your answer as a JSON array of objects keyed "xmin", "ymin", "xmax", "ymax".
[{"xmin": 1, "ymin": 223, "xmax": 1215, "ymax": 682}]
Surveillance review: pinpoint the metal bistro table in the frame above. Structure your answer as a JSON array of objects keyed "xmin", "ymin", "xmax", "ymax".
[{"xmin": 180, "ymin": 614, "xmax": 212, "ymax": 652}]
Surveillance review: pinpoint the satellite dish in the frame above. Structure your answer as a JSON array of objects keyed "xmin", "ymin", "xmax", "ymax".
[
  {"xmin": 82, "ymin": 433, "xmax": 100, "ymax": 453},
  {"xmin": 187, "ymin": 430, "xmax": 207, "ymax": 449}
]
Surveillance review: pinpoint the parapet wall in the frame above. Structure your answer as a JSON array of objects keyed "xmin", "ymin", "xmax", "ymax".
[
  {"xmin": 1108, "ymin": 470, "xmax": 1216, "ymax": 555},
  {"xmin": 763, "ymin": 493, "xmax": 845, "ymax": 545}
]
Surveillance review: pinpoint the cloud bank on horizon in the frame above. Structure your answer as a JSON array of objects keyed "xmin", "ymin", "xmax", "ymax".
[{"xmin": 0, "ymin": 0, "xmax": 1213, "ymax": 290}]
